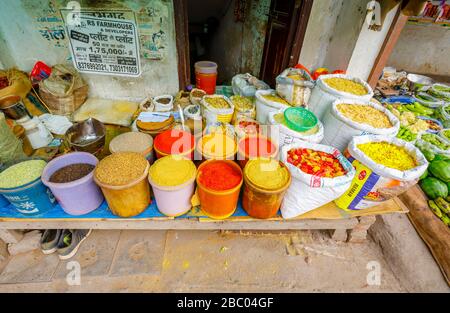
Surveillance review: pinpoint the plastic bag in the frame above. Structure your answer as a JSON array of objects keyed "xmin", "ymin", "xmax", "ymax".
[
  {"xmin": 416, "ymin": 132, "xmax": 450, "ymax": 157},
  {"xmin": 308, "ymin": 74, "xmax": 373, "ymax": 120},
  {"xmin": 322, "ymin": 99, "xmax": 400, "ymax": 152},
  {"xmin": 334, "ymin": 135, "xmax": 428, "ymax": 210},
  {"xmin": 280, "ymin": 142, "xmax": 355, "ymax": 218},
  {"xmin": 275, "ymin": 68, "xmax": 314, "ymax": 106},
  {"xmin": 231, "ymin": 73, "xmax": 270, "ymax": 97}
]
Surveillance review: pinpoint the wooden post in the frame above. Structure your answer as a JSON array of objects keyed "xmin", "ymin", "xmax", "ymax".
[{"xmin": 367, "ymin": 9, "xmax": 409, "ymax": 88}]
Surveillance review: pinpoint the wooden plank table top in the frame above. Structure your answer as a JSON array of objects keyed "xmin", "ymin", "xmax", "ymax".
[{"xmin": 0, "ymin": 197, "xmax": 407, "ymax": 230}]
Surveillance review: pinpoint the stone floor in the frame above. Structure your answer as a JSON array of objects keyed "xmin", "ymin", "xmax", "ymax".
[{"xmin": 0, "ymin": 214, "xmax": 448, "ymax": 292}]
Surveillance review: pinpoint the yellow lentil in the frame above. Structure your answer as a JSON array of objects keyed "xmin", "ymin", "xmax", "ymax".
[
  {"xmin": 0, "ymin": 160, "xmax": 47, "ymax": 189},
  {"xmin": 205, "ymin": 97, "xmax": 230, "ymax": 109},
  {"xmin": 262, "ymin": 94, "xmax": 289, "ymax": 104},
  {"xmin": 337, "ymin": 104, "xmax": 392, "ymax": 128},
  {"xmin": 149, "ymin": 155, "xmax": 196, "ymax": 186},
  {"xmin": 95, "ymin": 152, "xmax": 147, "ymax": 186},
  {"xmin": 245, "ymin": 158, "xmax": 289, "ymax": 190},
  {"xmin": 324, "ymin": 78, "xmax": 367, "ymax": 95},
  {"xmin": 357, "ymin": 142, "xmax": 417, "ymax": 171}
]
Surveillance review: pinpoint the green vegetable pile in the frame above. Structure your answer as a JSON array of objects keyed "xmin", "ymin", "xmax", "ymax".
[
  {"xmin": 397, "ymin": 126, "xmax": 417, "ymax": 142},
  {"xmin": 421, "ymin": 133, "xmax": 450, "ymax": 151},
  {"xmin": 418, "ymin": 155, "xmax": 450, "ymax": 227}
]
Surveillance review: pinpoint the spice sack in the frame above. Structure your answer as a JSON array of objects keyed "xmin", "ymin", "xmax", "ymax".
[
  {"xmin": 275, "ymin": 68, "xmax": 314, "ymax": 106},
  {"xmin": 322, "ymin": 99, "xmax": 400, "ymax": 152},
  {"xmin": 280, "ymin": 142, "xmax": 355, "ymax": 218},
  {"xmin": 334, "ymin": 135, "xmax": 428, "ymax": 210}
]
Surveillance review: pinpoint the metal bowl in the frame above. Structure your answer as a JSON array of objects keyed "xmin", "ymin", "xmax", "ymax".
[
  {"xmin": 407, "ymin": 73, "xmax": 434, "ymax": 91},
  {"xmin": 0, "ymin": 95, "xmax": 32, "ymax": 120},
  {"xmin": 65, "ymin": 118, "xmax": 106, "ymax": 154}
]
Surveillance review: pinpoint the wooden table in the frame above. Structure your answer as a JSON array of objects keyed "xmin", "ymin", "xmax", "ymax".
[{"xmin": 0, "ymin": 198, "xmax": 408, "ymax": 247}]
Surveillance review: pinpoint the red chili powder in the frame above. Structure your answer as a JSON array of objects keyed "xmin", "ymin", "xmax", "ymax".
[
  {"xmin": 239, "ymin": 136, "xmax": 276, "ymax": 158},
  {"xmin": 154, "ymin": 129, "xmax": 194, "ymax": 154},
  {"xmin": 199, "ymin": 162, "xmax": 242, "ymax": 191}
]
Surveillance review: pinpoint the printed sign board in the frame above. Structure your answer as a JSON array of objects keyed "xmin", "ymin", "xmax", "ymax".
[{"xmin": 61, "ymin": 9, "xmax": 141, "ymax": 77}]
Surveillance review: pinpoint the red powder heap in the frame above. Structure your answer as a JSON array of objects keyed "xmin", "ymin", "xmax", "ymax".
[
  {"xmin": 199, "ymin": 162, "xmax": 242, "ymax": 191},
  {"xmin": 154, "ymin": 129, "xmax": 195, "ymax": 154}
]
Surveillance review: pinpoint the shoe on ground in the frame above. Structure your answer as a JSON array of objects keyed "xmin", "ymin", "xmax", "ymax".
[
  {"xmin": 56, "ymin": 229, "xmax": 92, "ymax": 260},
  {"xmin": 40, "ymin": 229, "xmax": 62, "ymax": 254}
]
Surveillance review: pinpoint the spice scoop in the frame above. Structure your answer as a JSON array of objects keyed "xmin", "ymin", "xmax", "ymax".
[{"xmin": 65, "ymin": 117, "xmax": 105, "ymax": 155}]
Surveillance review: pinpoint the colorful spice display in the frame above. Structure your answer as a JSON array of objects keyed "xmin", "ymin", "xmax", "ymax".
[
  {"xmin": 198, "ymin": 161, "xmax": 242, "ymax": 191},
  {"xmin": 324, "ymin": 77, "xmax": 367, "ymax": 95},
  {"xmin": 49, "ymin": 163, "xmax": 95, "ymax": 183},
  {"xmin": 286, "ymin": 148, "xmax": 346, "ymax": 178},
  {"xmin": 262, "ymin": 94, "xmax": 289, "ymax": 104},
  {"xmin": 0, "ymin": 159, "xmax": 47, "ymax": 189},
  {"xmin": 245, "ymin": 158, "xmax": 289, "ymax": 190},
  {"xmin": 154, "ymin": 129, "xmax": 194, "ymax": 155},
  {"xmin": 149, "ymin": 155, "xmax": 196, "ymax": 187},
  {"xmin": 357, "ymin": 142, "xmax": 417, "ymax": 171},
  {"xmin": 199, "ymin": 133, "xmax": 236, "ymax": 159},
  {"xmin": 95, "ymin": 152, "xmax": 148, "ymax": 186},
  {"xmin": 337, "ymin": 104, "xmax": 392, "ymax": 128},
  {"xmin": 238, "ymin": 136, "xmax": 276, "ymax": 161},
  {"xmin": 204, "ymin": 97, "xmax": 230, "ymax": 109}
]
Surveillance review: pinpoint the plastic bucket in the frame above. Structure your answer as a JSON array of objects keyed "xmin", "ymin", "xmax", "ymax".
[
  {"xmin": 237, "ymin": 135, "xmax": 278, "ymax": 168},
  {"xmin": 154, "ymin": 129, "xmax": 195, "ymax": 160},
  {"xmin": 94, "ymin": 163, "xmax": 150, "ymax": 217},
  {"xmin": 109, "ymin": 132, "xmax": 155, "ymax": 164},
  {"xmin": 0, "ymin": 194, "xmax": 9, "ymax": 208},
  {"xmin": 196, "ymin": 133, "xmax": 237, "ymax": 160},
  {"xmin": 195, "ymin": 61, "xmax": 217, "ymax": 95},
  {"xmin": 149, "ymin": 176, "xmax": 195, "ymax": 217},
  {"xmin": 242, "ymin": 160, "xmax": 291, "ymax": 219},
  {"xmin": 196, "ymin": 160, "xmax": 243, "ymax": 219},
  {"xmin": 0, "ymin": 175, "xmax": 56, "ymax": 216},
  {"xmin": 41, "ymin": 152, "xmax": 103, "ymax": 215}
]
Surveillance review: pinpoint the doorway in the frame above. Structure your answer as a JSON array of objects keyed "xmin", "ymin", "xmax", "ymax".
[{"xmin": 174, "ymin": 0, "xmax": 313, "ymax": 89}]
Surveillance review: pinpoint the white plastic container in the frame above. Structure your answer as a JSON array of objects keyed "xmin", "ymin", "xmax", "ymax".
[
  {"xmin": 308, "ymin": 74, "xmax": 373, "ymax": 120},
  {"xmin": 254, "ymin": 89, "xmax": 290, "ymax": 124},
  {"xmin": 20, "ymin": 117, "xmax": 53, "ymax": 149}
]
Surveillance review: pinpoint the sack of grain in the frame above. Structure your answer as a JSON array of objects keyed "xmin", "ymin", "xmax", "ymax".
[
  {"xmin": 254, "ymin": 89, "xmax": 290, "ymax": 124},
  {"xmin": 308, "ymin": 74, "xmax": 373, "ymax": 120},
  {"xmin": 322, "ymin": 99, "xmax": 400, "ymax": 152},
  {"xmin": 201, "ymin": 95, "xmax": 234, "ymax": 124},
  {"xmin": 280, "ymin": 142, "xmax": 355, "ymax": 218},
  {"xmin": 334, "ymin": 135, "xmax": 428, "ymax": 210},
  {"xmin": 275, "ymin": 68, "xmax": 314, "ymax": 106}
]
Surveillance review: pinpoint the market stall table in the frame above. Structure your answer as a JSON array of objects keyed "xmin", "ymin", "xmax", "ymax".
[{"xmin": 0, "ymin": 197, "xmax": 408, "ymax": 245}]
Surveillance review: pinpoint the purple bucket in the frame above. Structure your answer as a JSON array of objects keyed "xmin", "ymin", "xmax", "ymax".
[{"xmin": 41, "ymin": 152, "xmax": 104, "ymax": 215}]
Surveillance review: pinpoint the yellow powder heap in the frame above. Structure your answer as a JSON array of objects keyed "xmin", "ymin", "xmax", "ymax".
[
  {"xmin": 95, "ymin": 152, "xmax": 148, "ymax": 186},
  {"xmin": 357, "ymin": 142, "xmax": 417, "ymax": 171},
  {"xmin": 200, "ymin": 133, "xmax": 236, "ymax": 159},
  {"xmin": 245, "ymin": 158, "xmax": 289, "ymax": 190},
  {"xmin": 149, "ymin": 155, "xmax": 196, "ymax": 186},
  {"xmin": 337, "ymin": 104, "xmax": 392, "ymax": 128},
  {"xmin": 323, "ymin": 77, "xmax": 367, "ymax": 95}
]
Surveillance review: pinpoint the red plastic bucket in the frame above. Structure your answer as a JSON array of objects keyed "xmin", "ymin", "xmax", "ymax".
[{"xmin": 195, "ymin": 61, "xmax": 217, "ymax": 95}]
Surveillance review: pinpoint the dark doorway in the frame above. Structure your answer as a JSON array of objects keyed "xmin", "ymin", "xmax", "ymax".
[
  {"xmin": 174, "ymin": 0, "xmax": 312, "ymax": 89},
  {"xmin": 260, "ymin": 0, "xmax": 313, "ymax": 87}
]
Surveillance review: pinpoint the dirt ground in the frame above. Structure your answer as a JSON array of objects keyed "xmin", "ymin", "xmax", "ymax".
[{"xmin": 0, "ymin": 214, "xmax": 448, "ymax": 292}]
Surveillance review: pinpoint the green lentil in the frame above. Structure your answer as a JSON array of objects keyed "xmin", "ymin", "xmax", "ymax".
[{"xmin": 0, "ymin": 160, "xmax": 47, "ymax": 189}]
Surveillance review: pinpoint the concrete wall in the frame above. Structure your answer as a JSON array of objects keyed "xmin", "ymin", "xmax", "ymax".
[
  {"xmin": 387, "ymin": 23, "xmax": 450, "ymax": 76},
  {"xmin": 0, "ymin": 0, "xmax": 179, "ymax": 101},
  {"xmin": 347, "ymin": 3, "xmax": 400, "ymax": 80}
]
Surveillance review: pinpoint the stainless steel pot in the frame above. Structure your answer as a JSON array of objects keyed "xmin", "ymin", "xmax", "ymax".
[
  {"xmin": 65, "ymin": 117, "xmax": 106, "ymax": 155},
  {"xmin": 0, "ymin": 95, "xmax": 32, "ymax": 120}
]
